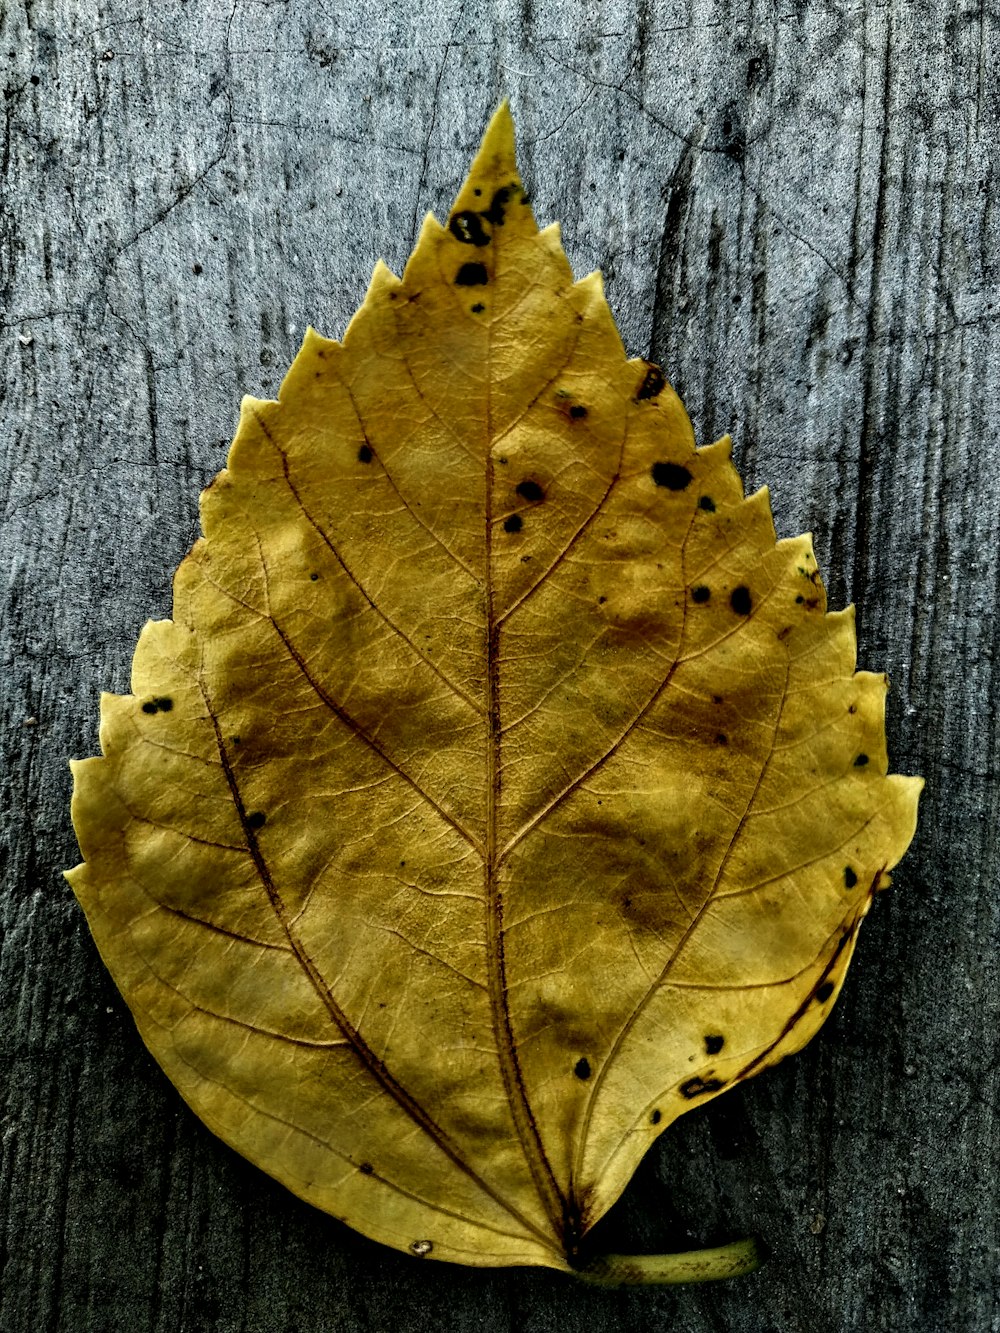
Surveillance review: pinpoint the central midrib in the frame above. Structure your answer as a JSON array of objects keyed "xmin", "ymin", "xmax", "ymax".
[{"xmin": 482, "ymin": 219, "xmax": 567, "ymax": 1247}]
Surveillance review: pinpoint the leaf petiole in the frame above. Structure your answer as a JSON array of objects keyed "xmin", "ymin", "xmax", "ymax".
[{"xmin": 574, "ymin": 1236, "xmax": 762, "ymax": 1286}]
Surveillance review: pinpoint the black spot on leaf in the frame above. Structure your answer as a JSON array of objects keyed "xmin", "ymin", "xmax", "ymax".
[
  {"xmin": 310, "ymin": 573, "xmax": 319, "ymax": 581},
  {"xmin": 854, "ymin": 753, "xmax": 869, "ymax": 767},
  {"xmin": 844, "ymin": 866, "xmax": 858, "ymax": 888},
  {"xmin": 359, "ymin": 1162, "xmax": 373, "ymax": 1175},
  {"xmin": 650, "ymin": 1108, "xmax": 662, "ymax": 1124},
  {"xmin": 652, "ymin": 461, "xmax": 692, "ymax": 490},
  {"xmin": 698, "ymin": 495, "xmax": 716, "ymax": 512},
  {"xmin": 692, "ymin": 585, "xmax": 711, "ymax": 604},
  {"xmin": 816, "ymin": 981, "xmax": 835, "ymax": 1003},
  {"xmin": 503, "ymin": 514, "xmax": 523, "ymax": 534},
  {"xmin": 704, "ymin": 1035, "xmax": 725, "ymax": 1054},
  {"xmin": 516, "ymin": 479, "xmax": 544, "ymax": 502},
  {"xmin": 569, "ymin": 404, "xmax": 588, "ymax": 419},
  {"xmin": 247, "ymin": 811, "xmax": 266, "ymax": 831},
  {"xmin": 483, "ymin": 186, "xmax": 511, "ymax": 225},
  {"xmin": 455, "ymin": 262, "xmax": 488, "ymax": 286},
  {"xmin": 358, "ymin": 445, "xmax": 373, "ymax": 463},
  {"xmin": 141, "ymin": 697, "xmax": 173, "ymax": 714},
  {"xmin": 730, "ymin": 585, "xmax": 752, "ymax": 615},
  {"xmin": 471, "ymin": 302, "xmax": 485, "ymax": 313},
  {"xmin": 574, "ymin": 1057, "xmax": 591, "ymax": 1080},
  {"xmin": 680, "ymin": 1076, "xmax": 725, "ymax": 1099},
  {"xmin": 636, "ymin": 364, "xmax": 665, "ymax": 400},
  {"xmin": 449, "ymin": 211, "xmax": 490, "ymax": 246}
]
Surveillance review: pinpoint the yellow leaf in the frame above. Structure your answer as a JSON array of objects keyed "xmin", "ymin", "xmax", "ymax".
[{"xmin": 67, "ymin": 103, "xmax": 922, "ymax": 1283}]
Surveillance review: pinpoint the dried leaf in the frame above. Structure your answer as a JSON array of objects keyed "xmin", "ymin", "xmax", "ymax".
[{"xmin": 67, "ymin": 105, "xmax": 922, "ymax": 1281}]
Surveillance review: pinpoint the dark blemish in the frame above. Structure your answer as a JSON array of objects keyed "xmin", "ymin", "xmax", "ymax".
[
  {"xmin": 816, "ymin": 981, "xmax": 835, "ymax": 1003},
  {"xmin": 730, "ymin": 585, "xmax": 752, "ymax": 615},
  {"xmin": 712, "ymin": 694, "xmax": 723, "ymax": 704},
  {"xmin": 310, "ymin": 573, "xmax": 319, "ymax": 581},
  {"xmin": 30, "ymin": 74, "xmax": 40, "ymax": 85},
  {"xmin": 192, "ymin": 262, "xmax": 203, "ymax": 275},
  {"xmin": 503, "ymin": 514, "xmax": 523, "ymax": 534},
  {"xmin": 597, "ymin": 595, "xmax": 607, "ymax": 604},
  {"xmin": 845, "ymin": 866, "xmax": 858, "ymax": 888},
  {"xmin": 471, "ymin": 302, "xmax": 485, "ymax": 313},
  {"xmin": 231, "ymin": 736, "xmax": 241, "ymax": 745},
  {"xmin": 699, "ymin": 495, "xmax": 716, "ymax": 512},
  {"xmin": 449, "ymin": 211, "xmax": 490, "ymax": 246},
  {"xmin": 650, "ymin": 1108, "xmax": 662, "ymax": 1124},
  {"xmin": 483, "ymin": 185, "xmax": 511, "ymax": 225},
  {"xmin": 854, "ymin": 753, "xmax": 869, "ymax": 767},
  {"xmin": 520, "ymin": 554, "xmax": 532, "ymax": 562},
  {"xmin": 652, "ymin": 461, "xmax": 692, "ymax": 490},
  {"xmin": 141, "ymin": 696, "xmax": 173, "ymax": 714},
  {"xmin": 777, "ymin": 625, "xmax": 792, "ymax": 641},
  {"xmin": 692, "ymin": 585, "xmax": 711, "ymax": 604},
  {"xmin": 358, "ymin": 444, "xmax": 373, "ymax": 463},
  {"xmin": 680, "ymin": 1076, "xmax": 725, "ymax": 1099},
  {"xmin": 574, "ymin": 1057, "xmax": 591, "ymax": 1080},
  {"xmin": 359, "ymin": 1162, "xmax": 373, "ymax": 1175},
  {"xmin": 796, "ymin": 595, "xmax": 804, "ymax": 604},
  {"xmin": 569, "ymin": 404, "xmax": 588, "ymax": 419},
  {"xmin": 473, "ymin": 188, "xmax": 482, "ymax": 197},
  {"xmin": 848, "ymin": 704, "xmax": 857, "ymax": 715},
  {"xmin": 516, "ymin": 479, "xmax": 544, "ymax": 502},
  {"xmin": 716, "ymin": 733, "xmax": 728, "ymax": 745},
  {"xmin": 636, "ymin": 364, "xmax": 665, "ymax": 400},
  {"xmin": 520, "ymin": 194, "xmax": 531, "ymax": 205},
  {"xmin": 455, "ymin": 262, "xmax": 488, "ymax": 286},
  {"xmin": 247, "ymin": 811, "xmax": 266, "ymax": 830},
  {"xmin": 705, "ymin": 1035, "xmax": 725, "ymax": 1054}
]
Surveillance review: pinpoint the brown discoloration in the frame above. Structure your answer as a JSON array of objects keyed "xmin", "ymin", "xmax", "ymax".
[{"xmin": 635, "ymin": 363, "xmax": 665, "ymax": 400}]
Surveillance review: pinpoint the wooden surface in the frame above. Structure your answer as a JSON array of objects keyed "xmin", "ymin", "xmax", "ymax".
[{"xmin": 2, "ymin": 2, "xmax": 997, "ymax": 1329}]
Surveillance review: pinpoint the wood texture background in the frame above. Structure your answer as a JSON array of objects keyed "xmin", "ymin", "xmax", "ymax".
[{"xmin": 2, "ymin": 2, "xmax": 998, "ymax": 1329}]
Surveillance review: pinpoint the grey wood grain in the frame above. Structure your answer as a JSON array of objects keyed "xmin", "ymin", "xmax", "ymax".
[{"xmin": 2, "ymin": 1, "xmax": 997, "ymax": 1329}]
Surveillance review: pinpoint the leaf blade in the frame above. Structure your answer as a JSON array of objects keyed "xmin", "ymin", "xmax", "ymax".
[{"xmin": 67, "ymin": 103, "xmax": 922, "ymax": 1271}]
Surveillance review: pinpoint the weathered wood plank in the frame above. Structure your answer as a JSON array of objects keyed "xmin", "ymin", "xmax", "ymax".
[{"xmin": 2, "ymin": 1, "xmax": 997, "ymax": 1329}]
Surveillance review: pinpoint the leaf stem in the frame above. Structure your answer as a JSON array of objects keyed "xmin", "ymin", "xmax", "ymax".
[{"xmin": 573, "ymin": 1236, "xmax": 762, "ymax": 1286}]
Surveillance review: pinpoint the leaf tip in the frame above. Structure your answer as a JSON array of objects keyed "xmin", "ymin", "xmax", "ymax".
[{"xmin": 450, "ymin": 102, "xmax": 523, "ymax": 218}]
